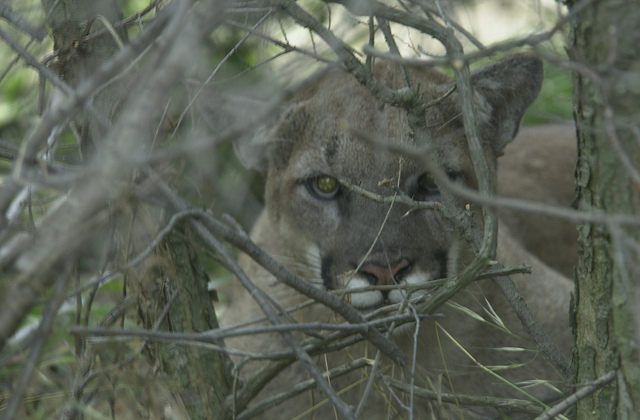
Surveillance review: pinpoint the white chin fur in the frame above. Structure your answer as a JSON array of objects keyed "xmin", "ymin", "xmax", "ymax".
[
  {"xmin": 388, "ymin": 289, "xmax": 406, "ymax": 304},
  {"xmin": 393, "ymin": 272, "xmax": 430, "ymax": 303}
]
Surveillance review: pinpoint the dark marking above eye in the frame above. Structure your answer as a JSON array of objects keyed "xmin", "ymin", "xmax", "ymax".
[{"xmin": 323, "ymin": 135, "xmax": 339, "ymax": 162}]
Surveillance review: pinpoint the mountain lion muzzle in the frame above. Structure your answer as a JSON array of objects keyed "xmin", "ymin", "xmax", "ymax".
[{"xmin": 222, "ymin": 54, "xmax": 574, "ymax": 419}]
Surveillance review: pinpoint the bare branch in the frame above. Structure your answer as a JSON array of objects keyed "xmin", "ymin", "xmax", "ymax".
[
  {"xmin": 2, "ymin": 264, "xmax": 73, "ymax": 420},
  {"xmin": 148, "ymin": 176, "xmax": 411, "ymax": 368},
  {"xmin": 386, "ymin": 376, "xmax": 547, "ymax": 415},
  {"xmin": 534, "ymin": 370, "xmax": 616, "ymax": 420},
  {"xmin": 0, "ymin": 3, "xmax": 46, "ymax": 41},
  {"xmin": 238, "ymin": 358, "xmax": 372, "ymax": 420},
  {"xmin": 349, "ymin": 128, "xmax": 640, "ymax": 227},
  {"xmin": 69, "ymin": 312, "xmax": 441, "ymax": 343}
]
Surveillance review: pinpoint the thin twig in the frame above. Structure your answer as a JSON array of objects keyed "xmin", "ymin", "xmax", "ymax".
[
  {"xmin": 2, "ymin": 265, "xmax": 72, "ymax": 420},
  {"xmin": 0, "ymin": 26, "xmax": 108, "ymax": 128},
  {"xmin": 493, "ymin": 271, "xmax": 572, "ymax": 379},
  {"xmin": 386, "ymin": 376, "xmax": 546, "ymax": 415},
  {"xmin": 377, "ymin": 17, "xmax": 412, "ymax": 88},
  {"xmin": 184, "ymin": 206, "xmax": 410, "ymax": 369},
  {"xmin": 172, "ymin": 9, "xmax": 276, "ymax": 138},
  {"xmin": 0, "ymin": 0, "xmax": 215, "ymax": 353},
  {"xmin": 238, "ymin": 358, "xmax": 372, "ymax": 420},
  {"xmin": 346, "ymin": 131, "xmax": 572, "ymax": 378},
  {"xmin": 360, "ymin": 0, "xmax": 596, "ymax": 70},
  {"xmin": 534, "ymin": 370, "xmax": 616, "ymax": 420},
  {"xmin": 355, "ymin": 349, "xmax": 384, "ymax": 417},
  {"xmin": 338, "ymin": 178, "xmax": 442, "ymax": 211},
  {"xmin": 190, "ymin": 218, "xmax": 356, "ymax": 419},
  {"xmin": 416, "ymin": 1, "xmax": 485, "ymax": 50},
  {"xmin": 69, "ymin": 312, "xmax": 441, "ymax": 343},
  {"xmin": 0, "ymin": 3, "xmax": 47, "ymax": 41},
  {"xmin": 349, "ymin": 128, "xmax": 640, "ymax": 227},
  {"xmin": 11, "ymin": 3, "xmax": 175, "ymax": 170}
]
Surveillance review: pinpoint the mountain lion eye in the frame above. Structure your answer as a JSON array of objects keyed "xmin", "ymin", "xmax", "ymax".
[
  {"xmin": 308, "ymin": 175, "xmax": 340, "ymax": 199},
  {"xmin": 418, "ymin": 173, "xmax": 439, "ymax": 194}
]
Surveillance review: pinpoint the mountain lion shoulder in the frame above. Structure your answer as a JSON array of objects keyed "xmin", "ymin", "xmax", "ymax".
[{"xmin": 222, "ymin": 55, "xmax": 574, "ymax": 419}]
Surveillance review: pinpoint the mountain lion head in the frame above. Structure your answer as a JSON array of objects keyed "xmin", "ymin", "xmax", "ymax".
[
  {"xmin": 237, "ymin": 54, "xmax": 543, "ymax": 311},
  {"xmin": 223, "ymin": 54, "xmax": 574, "ymax": 419}
]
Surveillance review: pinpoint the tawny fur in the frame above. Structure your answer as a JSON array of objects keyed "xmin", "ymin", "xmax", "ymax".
[{"xmin": 222, "ymin": 55, "xmax": 574, "ymax": 419}]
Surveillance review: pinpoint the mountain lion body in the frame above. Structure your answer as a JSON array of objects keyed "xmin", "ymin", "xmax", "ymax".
[{"xmin": 223, "ymin": 55, "xmax": 574, "ymax": 419}]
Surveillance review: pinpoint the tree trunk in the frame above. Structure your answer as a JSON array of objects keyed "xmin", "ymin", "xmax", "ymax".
[
  {"xmin": 42, "ymin": 1, "xmax": 233, "ymax": 417},
  {"xmin": 42, "ymin": 0, "xmax": 128, "ymax": 160},
  {"xmin": 146, "ymin": 227, "xmax": 234, "ymax": 419},
  {"xmin": 570, "ymin": 0, "xmax": 640, "ymax": 418}
]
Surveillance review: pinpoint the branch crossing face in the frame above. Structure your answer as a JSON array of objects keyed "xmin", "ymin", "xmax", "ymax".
[{"xmin": 224, "ymin": 55, "xmax": 573, "ymax": 419}]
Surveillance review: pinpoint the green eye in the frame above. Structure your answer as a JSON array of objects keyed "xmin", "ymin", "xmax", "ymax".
[{"xmin": 308, "ymin": 175, "xmax": 340, "ymax": 199}]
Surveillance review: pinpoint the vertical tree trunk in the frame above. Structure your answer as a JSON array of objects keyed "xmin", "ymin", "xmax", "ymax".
[
  {"xmin": 42, "ymin": 1, "xmax": 233, "ymax": 417},
  {"xmin": 570, "ymin": 0, "xmax": 640, "ymax": 418},
  {"xmin": 151, "ymin": 227, "xmax": 234, "ymax": 419},
  {"xmin": 42, "ymin": 0, "xmax": 128, "ymax": 160}
]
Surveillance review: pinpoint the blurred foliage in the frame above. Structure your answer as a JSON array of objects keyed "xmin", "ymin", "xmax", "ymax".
[
  {"xmin": 0, "ymin": 4, "xmax": 46, "ymax": 175},
  {"xmin": 525, "ymin": 61, "xmax": 574, "ymax": 125}
]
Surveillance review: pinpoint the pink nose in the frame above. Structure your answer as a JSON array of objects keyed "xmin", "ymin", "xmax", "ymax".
[{"xmin": 359, "ymin": 259, "xmax": 410, "ymax": 286}]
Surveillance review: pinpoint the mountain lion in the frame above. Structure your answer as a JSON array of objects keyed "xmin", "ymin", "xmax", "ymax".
[{"xmin": 222, "ymin": 55, "xmax": 575, "ymax": 419}]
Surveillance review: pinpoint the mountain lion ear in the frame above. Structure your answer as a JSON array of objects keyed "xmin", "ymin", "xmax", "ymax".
[
  {"xmin": 469, "ymin": 54, "xmax": 543, "ymax": 154},
  {"xmin": 192, "ymin": 85, "xmax": 274, "ymax": 174},
  {"xmin": 233, "ymin": 101, "xmax": 307, "ymax": 174},
  {"xmin": 233, "ymin": 124, "xmax": 271, "ymax": 174}
]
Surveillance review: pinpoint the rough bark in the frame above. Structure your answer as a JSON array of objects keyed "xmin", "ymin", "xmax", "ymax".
[
  {"xmin": 137, "ymin": 227, "xmax": 233, "ymax": 419},
  {"xmin": 40, "ymin": 1, "xmax": 234, "ymax": 418},
  {"xmin": 570, "ymin": 0, "xmax": 640, "ymax": 418},
  {"xmin": 42, "ymin": 0, "xmax": 128, "ymax": 160}
]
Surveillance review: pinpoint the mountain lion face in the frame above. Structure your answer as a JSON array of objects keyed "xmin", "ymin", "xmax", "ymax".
[
  {"xmin": 241, "ymin": 55, "xmax": 542, "ymax": 312},
  {"xmin": 225, "ymin": 55, "xmax": 574, "ymax": 419}
]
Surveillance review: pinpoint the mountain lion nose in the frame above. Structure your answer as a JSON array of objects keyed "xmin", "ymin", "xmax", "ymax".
[{"xmin": 360, "ymin": 258, "xmax": 410, "ymax": 286}]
